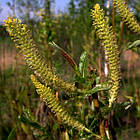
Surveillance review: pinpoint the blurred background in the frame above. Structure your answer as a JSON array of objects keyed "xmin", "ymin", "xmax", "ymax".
[{"xmin": 0, "ymin": 0, "xmax": 140, "ymax": 139}]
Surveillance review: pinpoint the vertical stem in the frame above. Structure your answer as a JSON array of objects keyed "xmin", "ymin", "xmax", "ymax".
[
  {"xmin": 119, "ymin": 0, "xmax": 128, "ymax": 50},
  {"xmin": 104, "ymin": 1, "xmax": 111, "ymax": 139},
  {"xmin": 12, "ymin": 0, "xmax": 16, "ymax": 17},
  {"xmin": 98, "ymin": 47, "xmax": 103, "ymax": 82},
  {"xmin": 92, "ymin": 93, "xmax": 105, "ymax": 139},
  {"xmin": 45, "ymin": 0, "xmax": 51, "ymax": 17},
  {"xmin": 3, "ymin": 42, "xmax": 6, "ymax": 71},
  {"xmin": 118, "ymin": 21, "xmax": 124, "ymax": 50},
  {"xmin": 26, "ymin": 0, "xmax": 30, "ymax": 24},
  {"xmin": 99, "ymin": 119, "xmax": 105, "ymax": 139},
  {"xmin": 97, "ymin": 47, "xmax": 106, "ymax": 138},
  {"xmin": 106, "ymin": 0, "xmax": 110, "ymax": 15},
  {"xmin": 112, "ymin": 0, "xmax": 115, "ymax": 34},
  {"xmin": 105, "ymin": 120, "xmax": 110, "ymax": 139},
  {"xmin": 104, "ymin": 0, "xmax": 110, "ymax": 77},
  {"xmin": 43, "ymin": 36, "xmax": 52, "ymax": 68},
  {"xmin": 88, "ymin": 62, "xmax": 105, "ymax": 138},
  {"xmin": 131, "ymin": 53, "xmax": 139, "ymax": 105}
]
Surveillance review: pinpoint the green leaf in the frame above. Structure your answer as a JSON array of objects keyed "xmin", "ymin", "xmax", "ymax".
[
  {"xmin": 127, "ymin": 40, "xmax": 140, "ymax": 50},
  {"xmin": 19, "ymin": 114, "xmax": 42, "ymax": 130},
  {"xmin": 53, "ymin": 123, "xmax": 59, "ymax": 131},
  {"xmin": 22, "ymin": 106, "xmax": 34, "ymax": 121},
  {"xmin": 96, "ymin": 77, "xmax": 100, "ymax": 84},
  {"xmin": 7, "ymin": 128, "xmax": 16, "ymax": 140},
  {"xmin": 77, "ymin": 81, "xmax": 112, "ymax": 96},
  {"xmin": 79, "ymin": 51, "xmax": 88, "ymax": 78},
  {"xmin": 49, "ymin": 42, "xmax": 77, "ymax": 70}
]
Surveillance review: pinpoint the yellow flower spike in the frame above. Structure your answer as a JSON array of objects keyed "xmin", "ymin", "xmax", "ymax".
[
  {"xmin": 114, "ymin": 0, "xmax": 140, "ymax": 34},
  {"xmin": 91, "ymin": 4, "xmax": 121, "ymax": 107},
  {"xmin": 4, "ymin": 16, "xmax": 76, "ymax": 92},
  {"xmin": 30, "ymin": 74, "xmax": 101, "ymax": 138}
]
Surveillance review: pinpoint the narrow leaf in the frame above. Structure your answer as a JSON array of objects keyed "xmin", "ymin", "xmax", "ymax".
[
  {"xmin": 77, "ymin": 82, "xmax": 112, "ymax": 96},
  {"xmin": 8, "ymin": 128, "xmax": 17, "ymax": 140},
  {"xmin": 19, "ymin": 114, "xmax": 42, "ymax": 130},
  {"xmin": 127, "ymin": 40, "xmax": 140, "ymax": 49},
  {"xmin": 79, "ymin": 51, "xmax": 88, "ymax": 78},
  {"xmin": 49, "ymin": 42, "xmax": 77, "ymax": 70}
]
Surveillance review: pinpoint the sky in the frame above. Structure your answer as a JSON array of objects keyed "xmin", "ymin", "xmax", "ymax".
[{"xmin": 0, "ymin": 0, "xmax": 70, "ymax": 23}]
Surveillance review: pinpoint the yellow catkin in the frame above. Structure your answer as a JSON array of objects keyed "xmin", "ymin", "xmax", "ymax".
[
  {"xmin": 30, "ymin": 74, "xmax": 95, "ymax": 135},
  {"xmin": 114, "ymin": 0, "xmax": 140, "ymax": 34},
  {"xmin": 4, "ymin": 16, "xmax": 76, "ymax": 92},
  {"xmin": 91, "ymin": 4, "xmax": 121, "ymax": 107}
]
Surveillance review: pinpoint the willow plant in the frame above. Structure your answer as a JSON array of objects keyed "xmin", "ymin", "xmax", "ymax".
[
  {"xmin": 4, "ymin": 0, "xmax": 140, "ymax": 139},
  {"xmin": 4, "ymin": 16, "xmax": 110, "ymax": 139}
]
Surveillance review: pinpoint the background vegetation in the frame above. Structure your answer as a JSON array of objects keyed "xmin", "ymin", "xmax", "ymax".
[{"xmin": 0, "ymin": 0, "xmax": 140, "ymax": 139}]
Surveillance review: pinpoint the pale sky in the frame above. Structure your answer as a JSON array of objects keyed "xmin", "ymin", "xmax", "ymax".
[{"xmin": 0, "ymin": 0, "xmax": 70, "ymax": 23}]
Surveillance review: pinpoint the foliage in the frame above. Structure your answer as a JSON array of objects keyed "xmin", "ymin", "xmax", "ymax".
[{"xmin": 0, "ymin": 0, "xmax": 140, "ymax": 139}]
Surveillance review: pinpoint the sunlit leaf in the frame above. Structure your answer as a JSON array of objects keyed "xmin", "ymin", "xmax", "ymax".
[
  {"xmin": 79, "ymin": 51, "xmax": 88, "ymax": 78},
  {"xmin": 61, "ymin": 131, "xmax": 69, "ymax": 140},
  {"xmin": 77, "ymin": 81, "xmax": 112, "ymax": 97},
  {"xmin": 127, "ymin": 40, "xmax": 140, "ymax": 51}
]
